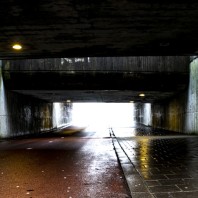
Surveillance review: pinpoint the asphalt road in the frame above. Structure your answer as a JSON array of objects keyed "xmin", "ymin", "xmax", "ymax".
[{"xmin": 0, "ymin": 127, "xmax": 131, "ymax": 198}]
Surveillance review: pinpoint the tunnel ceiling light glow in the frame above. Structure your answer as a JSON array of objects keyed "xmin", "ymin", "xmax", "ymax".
[
  {"xmin": 12, "ymin": 44, "xmax": 22, "ymax": 50},
  {"xmin": 139, "ymin": 93, "xmax": 145, "ymax": 97}
]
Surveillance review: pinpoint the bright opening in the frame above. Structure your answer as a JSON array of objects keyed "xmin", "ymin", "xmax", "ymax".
[{"xmin": 72, "ymin": 103, "xmax": 135, "ymax": 128}]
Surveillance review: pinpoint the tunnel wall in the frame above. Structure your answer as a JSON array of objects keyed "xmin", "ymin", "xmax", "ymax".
[
  {"xmin": 0, "ymin": 89, "xmax": 72, "ymax": 138},
  {"xmin": 1, "ymin": 61, "xmax": 71, "ymax": 138},
  {"xmin": 151, "ymin": 57, "xmax": 198, "ymax": 133},
  {"xmin": 151, "ymin": 93, "xmax": 186, "ymax": 132},
  {"xmin": 6, "ymin": 91, "xmax": 53, "ymax": 136}
]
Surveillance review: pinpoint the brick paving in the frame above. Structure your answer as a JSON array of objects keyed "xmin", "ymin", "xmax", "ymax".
[{"xmin": 111, "ymin": 125, "xmax": 198, "ymax": 198}]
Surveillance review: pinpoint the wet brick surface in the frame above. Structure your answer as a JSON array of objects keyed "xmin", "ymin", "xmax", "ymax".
[{"xmin": 112, "ymin": 124, "xmax": 198, "ymax": 197}]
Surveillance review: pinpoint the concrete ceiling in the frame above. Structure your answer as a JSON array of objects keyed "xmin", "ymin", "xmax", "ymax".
[
  {"xmin": 13, "ymin": 90, "xmax": 185, "ymax": 103},
  {"xmin": 0, "ymin": 1, "xmax": 198, "ymax": 58},
  {"xmin": 1, "ymin": 2, "xmax": 193, "ymax": 103}
]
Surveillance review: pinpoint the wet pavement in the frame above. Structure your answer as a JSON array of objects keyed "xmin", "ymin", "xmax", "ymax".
[
  {"xmin": 1, "ymin": 125, "xmax": 198, "ymax": 198},
  {"xmin": 0, "ymin": 127, "xmax": 130, "ymax": 198},
  {"xmin": 111, "ymin": 125, "xmax": 198, "ymax": 198}
]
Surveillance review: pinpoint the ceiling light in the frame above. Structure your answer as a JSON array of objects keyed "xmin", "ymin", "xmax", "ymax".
[
  {"xmin": 139, "ymin": 93, "xmax": 145, "ymax": 97},
  {"xmin": 12, "ymin": 44, "xmax": 22, "ymax": 50}
]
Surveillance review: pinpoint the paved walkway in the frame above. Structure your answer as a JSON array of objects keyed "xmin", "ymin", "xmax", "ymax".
[
  {"xmin": 1, "ymin": 125, "xmax": 198, "ymax": 198},
  {"xmin": 111, "ymin": 125, "xmax": 198, "ymax": 198},
  {"xmin": 0, "ymin": 127, "xmax": 130, "ymax": 198}
]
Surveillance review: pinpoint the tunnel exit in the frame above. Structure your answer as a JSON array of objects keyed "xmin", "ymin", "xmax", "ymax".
[{"xmin": 71, "ymin": 103, "xmax": 136, "ymax": 128}]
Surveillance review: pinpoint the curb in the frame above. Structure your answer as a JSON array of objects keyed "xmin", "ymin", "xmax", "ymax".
[{"xmin": 110, "ymin": 128, "xmax": 154, "ymax": 198}]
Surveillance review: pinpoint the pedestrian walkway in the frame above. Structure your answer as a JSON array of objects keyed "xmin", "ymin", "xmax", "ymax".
[
  {"xmin": 111, "ymin": 125, "xmax": 198, "ymax": 198},
  {"xmin": 0, "ymin": 127, "xmax": 131, "ymax": 198}
]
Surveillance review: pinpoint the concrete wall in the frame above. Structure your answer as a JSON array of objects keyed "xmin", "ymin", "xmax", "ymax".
[
  {"xmin": 142, "ymin": 103, "xmax": 152, "ymax": 126},
  {"xmin": 4, "ymin": 56, "xmax": 189, "ymax": 72},
  {"xmin": 152, "ymin": 93, "xmax": 186, "ymax": 132},
  {"xmin": 53, "ymin": 102, "xmax": 72, "ymax": 128},
  {"xmin": 0, "ymin": 61, "xmax": 9, "ymax": 137},
  {"xmin": 135, "ymin": 103, "xmax": 152, "ymax": 126},
  {"xmin": 0, "ymin": 61, "xmax": 72, "ymax": 138},
  {"xmin": 6, "ymin": 91, "xmax": 53, "ymax": 136},
  {"xmin": 151, "ymin": 57, "xmax": 198, "ymax": 133}
]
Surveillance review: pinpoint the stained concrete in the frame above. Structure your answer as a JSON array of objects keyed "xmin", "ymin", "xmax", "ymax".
[
  {"xmin": 150, "ymin": 57, "xmax": 198, "ymax": 134},
  {"xmin": 0, "ymin": 62, "xmax": 72, "ymax": 138},
  {"xmin": 3, "ymin": 57, "xmax": 189, "ymax": 72},
  {"xmin": 2, "ymin": 57, "xmax": 189, "ymax": 103},
  {"xmin": 0, "ymin": 2, "xmax": 198, "ymax": 58},
  {"xmin": 0, "ymin": 87, "xmax": 53, "ymax": 138},
  {"xmin": 0, "ymin": 61, "xmax": 9, "ymax": 137}
]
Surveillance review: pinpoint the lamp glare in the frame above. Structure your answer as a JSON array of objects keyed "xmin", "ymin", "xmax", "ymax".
[{"xmin": 12, "ymin": 44, "xmax": 22, "ymax": 50}]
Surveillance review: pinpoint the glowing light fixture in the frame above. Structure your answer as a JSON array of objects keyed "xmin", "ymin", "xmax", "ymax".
[
  {"xmin": 12, "ymin": 44, "xmax": 22, "ymax": 50},
  {"xmin": 139, "ymin": 93, "xmax": 145, "ymax": 97},
  {"xmin": 66, "ymin": 100, "xmax": 71, "ymax": 103}
]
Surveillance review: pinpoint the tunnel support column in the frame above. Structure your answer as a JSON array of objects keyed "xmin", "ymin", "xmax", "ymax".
[{"xmin": 0, "ymin": 60, "xmax": 9, "ymax": 137}]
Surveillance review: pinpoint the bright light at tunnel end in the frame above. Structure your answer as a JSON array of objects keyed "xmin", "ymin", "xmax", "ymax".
[{"xmin": 72, "ymin": 103, "xmax": 135, "ymax": 128}]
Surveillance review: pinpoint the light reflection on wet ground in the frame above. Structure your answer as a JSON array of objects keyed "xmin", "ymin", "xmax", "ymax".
[
  {"xmin": 0, "ymin": 128, "xmax": 130, "ymax": 198},
  {"xmin": 112, "ymin": 125, "xmax": 198, "ymax": 198},
  {"xmin": 1, "ymin": 124, "xmax": 198, "ymax": 197}
]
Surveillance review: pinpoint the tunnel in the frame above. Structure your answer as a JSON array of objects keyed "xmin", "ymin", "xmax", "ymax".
[
  {"xmin": 1, "ymin": 56, "xmax": 198, "ymax": 198},
  {"xmin": 0, "ymin": 56, "xmax": 191, "ymax": 137},
  {"xmin": 1, "ymin": 1, "xmax": 198, "ymax": 197}
]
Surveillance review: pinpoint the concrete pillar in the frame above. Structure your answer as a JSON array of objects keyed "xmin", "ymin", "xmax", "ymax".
[
  {"xmin": 53, "ymin": 102, "xmax": 72, "ymax": 128},
  {"xmin": 142, "ymin": 103, "xmax": 152, "ymax": 126},
  {"xmin": 0, "ymin": 60, "xmax": 9, "ymax": 137},
  {"xmin": 136, "ymin": 103, "xmax": 152, "ymax": 126},
  {"xmin": 185, "ymin": 58, "xmax": 198, "ymax": 133}
]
